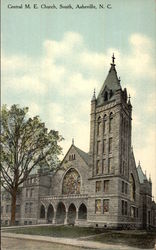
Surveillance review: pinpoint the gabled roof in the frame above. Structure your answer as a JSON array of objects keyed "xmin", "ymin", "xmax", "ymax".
[
  {"xmin": 74, "ymin": 146, "xmax": 90, "ymax": 165},
  {"xmin": 137, "ymin": 164, "xmax": 148, "ymax": 184},
  {"xmin": 60, "ymin": 144, "xmax": 90, "ymax": 167}
]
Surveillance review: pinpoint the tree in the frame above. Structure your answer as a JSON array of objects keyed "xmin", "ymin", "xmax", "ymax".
[{"xmin": 1, "ymin": 104, "xmax": 63, "ymax": 225}]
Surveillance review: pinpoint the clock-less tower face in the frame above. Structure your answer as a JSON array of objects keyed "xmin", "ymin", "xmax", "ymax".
[{"xmin": 62, "ymin": 168, "xmax": 80, "ymax": 195}]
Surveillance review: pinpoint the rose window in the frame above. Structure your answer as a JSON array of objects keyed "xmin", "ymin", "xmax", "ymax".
[{"xmin": 62, "ymin": 168, "xmax": 80, "ymax": 195}]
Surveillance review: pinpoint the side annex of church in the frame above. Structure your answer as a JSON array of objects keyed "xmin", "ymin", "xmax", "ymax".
[{"xmin": 1, "ymin": 56, "xmax": 156, "ymax": 229}]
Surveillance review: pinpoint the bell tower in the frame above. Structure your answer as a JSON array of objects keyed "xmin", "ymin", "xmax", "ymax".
[{"xmin": 89, "ymin": 55, "xmax": 132, "ymax": 179}]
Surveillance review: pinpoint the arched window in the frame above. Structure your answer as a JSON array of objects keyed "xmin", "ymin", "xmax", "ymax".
[
  {"xmin": 78, "ymin": 203, "xmax": 87, "ymax": 220},
  {"xmin": 130, "ymin": 174, "xmax": 136, "ymax": 201},
  {"xmin": 104, "ymin": 91, "xmax": 108, "ymax": 101},
  {"xmin": 109, "ymin": 113, "xmax": 113, "ymax": 132},
  {"xmin": 56, "ymin": 202, "xmax": 66, "ymax": 224},
  {"xmin": 97, "ymin": 117, "xmax": 101, "ymax": 136},
  {"xmin": 103, "ymin": 115, "xmax": 107, "ymax": 134},
  {"xmin": 68, "ymin": 203, "xmax": 76, "ymax": 225},
  {"xmin": 40, "ymin": 204, "xmax": 45, "ymax": 219},
  {"xmin": 47, "ymin": 204, "xmax": 54, "ymax": 223},
  {"xmin": 62, "ymin": 168, "xmax": 80, "ymax": 195}
]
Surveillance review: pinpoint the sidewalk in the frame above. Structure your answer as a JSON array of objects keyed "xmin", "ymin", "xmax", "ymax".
[
  {"xmin": 2, "ymin": 232, "xmax": 154, "ymax": 250},
  {"xmin": 1, "ymin": 223, "xmax": 55, "ymax": 230}
]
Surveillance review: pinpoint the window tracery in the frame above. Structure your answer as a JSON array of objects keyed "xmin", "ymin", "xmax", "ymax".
[{"xmin": 62, "ymin": 168, "xmax": 80, "ymax": 195}]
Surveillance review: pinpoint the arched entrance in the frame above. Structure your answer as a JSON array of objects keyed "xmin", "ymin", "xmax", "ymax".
[
  {"xmin": 68, "ymin": 203, "xmax": 76, "ymax": 225},
  {"xmin": 40, "ymin": 204, "xmax": 45, "ymax": 219},
  {"xmin": 78, "ymin": 203, "xmax": 87, "ymax": 220},
  {"xmin": 56, "ymin": 202, "xmax": 66, "ymax": 224},
  {"xmin": 47, "ymin": 204, "xmax": 54, "ymax": 223}
]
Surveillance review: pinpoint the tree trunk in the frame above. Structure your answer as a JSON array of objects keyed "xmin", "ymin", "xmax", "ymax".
[{"xmin": 11, "ymin": 191, "xmax": 17, "ymax": 226}]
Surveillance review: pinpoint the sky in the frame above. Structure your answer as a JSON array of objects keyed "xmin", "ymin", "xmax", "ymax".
[{"xmin": 2, "ymin": 0, "xmax": 156, "ymax": 198}]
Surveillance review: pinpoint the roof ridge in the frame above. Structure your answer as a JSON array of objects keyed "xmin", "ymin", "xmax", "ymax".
[{"xmin": 74, "ymin": 145, "xmax": 90, "ymax": 165}]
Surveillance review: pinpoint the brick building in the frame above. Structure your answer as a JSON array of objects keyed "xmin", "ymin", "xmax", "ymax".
[{"xmin": 1, "ymin": 56, "xmax": 156, "ymax": 229}]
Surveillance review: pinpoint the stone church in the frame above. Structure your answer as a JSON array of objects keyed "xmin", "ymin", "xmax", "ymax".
[{"xmin": 1, "ymin": 56, "xmax": 156, "ymax": 229}]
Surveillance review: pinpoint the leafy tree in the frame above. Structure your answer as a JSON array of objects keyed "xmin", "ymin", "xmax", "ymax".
[{"xmin": 1, "ymin": 104, "xmax": 63, "ymax": 225}]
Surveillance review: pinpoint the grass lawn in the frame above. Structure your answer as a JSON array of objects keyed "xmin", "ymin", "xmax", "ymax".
[
  {"xmin": 5, "ymin": 225, "xmax": 156, "ymax": 249},
  {"xmin": 86, "ymin": 230, "xmax": 156, "ymax": 249},
  {"xmin": 5, "ymin": 225, "xmax": 103, "ymax": 238}
]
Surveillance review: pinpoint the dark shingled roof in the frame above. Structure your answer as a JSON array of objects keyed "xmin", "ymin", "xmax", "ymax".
[
  {"xmin": 137, "ymin": 165, "xmax": 147, "ymax": 184},
  {"xmin": 74, "ymin": 146, "xmax": 90, "ymax": 165},
  {"xmin": 97, "ymin": 64, "xmax": 121, "ymax": 106}
]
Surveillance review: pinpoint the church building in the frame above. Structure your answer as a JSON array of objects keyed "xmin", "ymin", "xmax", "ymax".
[{"xmin": 1, "ymin": 56, "xmax": 156, "ymax": 229}]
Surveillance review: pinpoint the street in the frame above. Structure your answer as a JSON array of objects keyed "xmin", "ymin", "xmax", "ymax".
[{"xmin": 1, "ymin": 237, "xmax": 88, "ymax": 250}]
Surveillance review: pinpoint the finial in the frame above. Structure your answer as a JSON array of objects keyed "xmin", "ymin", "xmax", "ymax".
[
  {"xmin": 72, "ymin": 138, "xmax": 74, "ymax": 145},
  {"xmin": 112, "ymin": 53, "xmax": 115, "ymax": 65},
  {"xmin": 149, "ymin": 174, "xmax": 151, "ymax": 182},
  {"xmin": 91, "ymin": 88, "xmax": 96, "ymax": 101}
]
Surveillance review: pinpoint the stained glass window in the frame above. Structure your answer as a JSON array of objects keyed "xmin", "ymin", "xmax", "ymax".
[
  {"xmin": 62, "ymin": 168, "xmax": 80, "ymax": 194},
  {"xmin": 103, "ymin": 199, "xmax": 109, "ymax": 213},
  {"xmin": 95, "ymin": 199, "xmax": 101, "ymax": 213}
]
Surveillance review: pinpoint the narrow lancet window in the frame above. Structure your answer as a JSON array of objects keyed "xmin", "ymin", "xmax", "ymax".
[{"xmin": 109, "ymin": 113, "xmax": 113, "ymax": 132}]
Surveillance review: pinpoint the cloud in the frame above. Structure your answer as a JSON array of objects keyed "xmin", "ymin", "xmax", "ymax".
[
  {"xmin": 132, "ymin": 114, "xmax": 141, "ymax": 128},
  {"xmin": 28, "ymin": 102, "xmax": 40, "ymax": 118},
  {"xmin": 43, "ymin": 32, "xmax": 83, "ymax": 59},
  {"xmin": 10, "ymin": 75, "xmax": 47, "ymax": 94},
  {"xmin": 145, "ymin": 93, "xmax": 156, "ymax": 115},
  {"xmin": 47, "ymin": 102, "xmax": 65, "ymax": 129},
  {"xmin": 134, "ymin": 126, "xmax": 156, "ymax": 199},
  {"xmin": 126, "ymin": 33, "xmax": 156, "ymax": 79},
  {"xmin": 2, "ymin": 53, "xmax": 28, "ymax": 72}
]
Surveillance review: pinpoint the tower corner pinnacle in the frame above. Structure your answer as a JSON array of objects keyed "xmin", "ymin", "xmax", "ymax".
[{"xmin": 91, "ymin": 88, "xmax": 96, "ymax": 101}]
